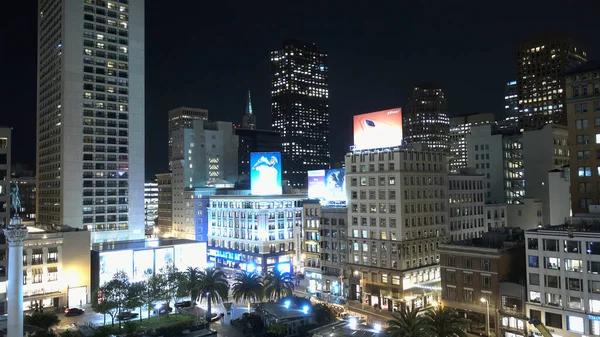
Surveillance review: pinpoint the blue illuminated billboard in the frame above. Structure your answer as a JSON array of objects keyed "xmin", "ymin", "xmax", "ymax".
[
  {"xmin": 307, "ymin": 169, "xmax": 346, "ymax": 205},
  {"xmin": 250, "ymin": 152, "xmax": 282, "ymax": 195}
]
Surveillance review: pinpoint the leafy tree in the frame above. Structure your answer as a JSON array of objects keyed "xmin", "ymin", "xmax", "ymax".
[
  {"xmin": 123, "ymin": 321, "xmax": 137, "ymax": 337},
  {"xmin": 91, "ymin": 287, "xmax": 116, "ymax": 326},
  {"xmin": 231, "ymin": 270, "xmax": 264, "ymax": 313},
  {"xmin": 266, "ymin": 323, "xmax": 287, "ymax": 337},
  {"xmin": 197, "ymin": 267, "xmax": 229, "ymax": 325},
  {"xmin": 60, "ymin": 331, "xmax": 80, "ymax": 337},
  {"xmin": 424, "ymin": 306, "xmax": 467, "ymax": 337},
  {"xmin": 59, "ymin": 331, "xmax": 80, "ymax": 337},
  {"xmin": 264, "ymin": 270, "xmax": 295, "ymax": 301},
  {"xmin": 140, "ymin": 274, "xmax": 163, "ymax": 318},
  {"xmin": 127, "ymin": 281, "xmax": 146, "ymax": 321},
  {"xmin": 183, "ymin": 266, "xmax": 202, "ymax": 303},
  {"xmin": 386, "ymin": 306, "xmax": 432, "ymax": 337},
  {"xmin": 312, "ymin": 303, "xmax": 336, "ymax": 325},
  {"xmin": 157, "ymin": 265, "xmax": 184, "ymax": 313},
  {"xmin": 100, "ymin": 271, "xmax": 131, "ymax": 326},
  {"xmin": 24, "ymin": 312, "xmax": 60, "ymax": 331}
]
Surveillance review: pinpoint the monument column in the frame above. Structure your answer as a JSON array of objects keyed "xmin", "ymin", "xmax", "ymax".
[{"xmin": 4, "ymin": 219, "xmax": 28, "ymax": 337}]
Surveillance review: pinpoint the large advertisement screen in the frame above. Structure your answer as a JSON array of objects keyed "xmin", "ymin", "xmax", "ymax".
[
  {"xmin": 133, "ymin": 250, "xmax": 154, "ymax": 282},
  {"xmin": 308, "ymin": 169, "xmax": 346, "ymax": 205},
  {"xmin": 250, "ymin": 152, "xmax": 282, "ymax": 195},
  {"xmin": 353, "ymin": 108, "xmax": 403, "ymax": 150},
  {"xmin": 174, "ymin": 242, "xmax": 207, "ymax": 271},
  {"xmin": 99, "ymin": 250, "xmax": 133, "ymax": 285},
  {"xmin": 155, "ymin": 247, "xmax": 174, "ymax": 273}
]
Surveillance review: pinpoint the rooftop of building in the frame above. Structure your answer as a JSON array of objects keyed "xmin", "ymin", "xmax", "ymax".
[
  {"xmin": 440, "ymin": 228, "xmax": 524, "ymax": 250},
  {"xmin": 527, "ymin": 215, "xmax": 600, "ymax": 235},
  {"xmin": 566, "ymin": 59, "xmax": 600, "ymax": 76},
  {"xmin": 91, "ymin": 238, "xmax": 201, "ymax": 252},
  {"xmin": 448, "ymin": 167, "xmax": 483, "ymax": 177},
  {"xmin": 209, "ymin": 193, "xmax": 308, "ymax": 200},
  {"xmin": 259, "ymin": 302, "xmax": 315, "ymax": 320}
]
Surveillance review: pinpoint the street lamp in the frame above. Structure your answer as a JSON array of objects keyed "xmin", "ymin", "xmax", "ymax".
[
  {"xmin": 354, "ymin": 271, "xmax": 364, "ymax": 310},
  {"xmin": 480, "ymin": 298, "xmax": 490, "ymax": 337}
]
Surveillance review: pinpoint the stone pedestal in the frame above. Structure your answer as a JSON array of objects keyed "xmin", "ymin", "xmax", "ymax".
[{"xmin": 4, "ymin": 218, "xmax": 28, "ymax": 337}]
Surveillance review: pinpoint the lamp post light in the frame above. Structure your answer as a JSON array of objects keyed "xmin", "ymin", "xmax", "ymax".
[{"xmin": 480, "ymin": 297, "xmax": 490, "ymax": 337}]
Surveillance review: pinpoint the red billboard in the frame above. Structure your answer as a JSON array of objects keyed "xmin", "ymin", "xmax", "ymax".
[{"xmin": 353, "ymin": 108, "xmax": 403, "ymax": 150}]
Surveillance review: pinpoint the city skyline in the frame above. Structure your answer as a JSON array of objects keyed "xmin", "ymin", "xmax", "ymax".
[{"xmin": 4, "ymin": 1, "xmax": 600, "ymax": 179}]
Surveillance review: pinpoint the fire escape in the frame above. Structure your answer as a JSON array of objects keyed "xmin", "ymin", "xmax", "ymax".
[{"xmin": 503, "ymin": 134, "xmax": 525, "ymax": 204}]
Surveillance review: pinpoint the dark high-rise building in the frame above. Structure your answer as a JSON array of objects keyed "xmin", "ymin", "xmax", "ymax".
[
  {"xmin": 505, "ymin": 80, "xmax": 518, "ymax": 117},
  {"xmin": 404, "ymin": 84, "xmax": 450, "ymax": 151},
  {"xmin": 516, "ymin": 35, "xmax": 587, "ymax": 130},
  {"xmin": 168, "ymin": 107, "xmax": 208, "ymax": 166},
  {"xmin": 270, "ymin": 39, "xmax": 329, "ymax": 188},
  {"xmin": 234, "ymin": 128, "xmax": 282, "ymax": 188},
  {"xmin": 242, "ymin": 90, "xmax": 256, "ymax": 130}
]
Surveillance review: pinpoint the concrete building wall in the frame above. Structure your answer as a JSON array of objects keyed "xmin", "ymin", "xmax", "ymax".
[
  {"xmin": 547, "ymin": 169, "xmax": 571, "ymax": 226},
  {"xmin": 448, "ymin": 171, "xmax": 486, "ymax": 242},
  {"xmin": 484, "ymin": 204, "xmax": 508, "ymax": 230},
  {"xmin": 525, "ymin": 227, "xmax": 600, "ymax": 337},
  {"xmin": 523, "ymin": 125, "xmax": 569, "ymax": 225},
  {"xmin": 466, "ymin": 124, "xmax": 504, "ymax": 203},
  {"xmin": 506, "ymin": 199, "xmax": 542, "ymax": 230}
]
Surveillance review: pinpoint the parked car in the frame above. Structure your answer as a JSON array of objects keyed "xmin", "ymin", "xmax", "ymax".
[
  {"xmin": 175, "ymin": 301, "xmax": 193, "ymax": 308},
  {"xmin": 64, "ymin": 308, "xmax": 85, "ymax": 316},
  {"xmin": 116, "ymin": 311, "xmax": 139, "ymax": 321},
  {"xmin": 153, "ymin": 304, "xmax": 173, "ymax": 314}
]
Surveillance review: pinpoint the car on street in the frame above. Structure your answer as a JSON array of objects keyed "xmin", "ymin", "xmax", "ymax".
[
  {"xmin": 153, "ymin": 304, "xmax": 173, "ymax": 315},
  {"xmin": 64, "ymin": 308, "xmax": 85, "ymax": 316},
  {"xmin": 175, "ymin": 301, "xmax": 194, "ymax": 308},
  {"xmin": 116, "ymin": 311, "xmax": 139, "ymax": 321}
]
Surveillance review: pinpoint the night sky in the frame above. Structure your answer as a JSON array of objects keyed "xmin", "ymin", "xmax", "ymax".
[{"xmin": 3, "ymin": 0, "xmax": 600, "ymax": 180}]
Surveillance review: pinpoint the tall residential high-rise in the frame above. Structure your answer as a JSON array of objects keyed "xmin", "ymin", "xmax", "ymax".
[
  {"xmin": 448, "ymin": 113, "xmax": 494, "ymax": 173},
  {"xmin": 566, "ymin": 61, "xmax": 600, "ymax": 214},
  {"xmin": 168, "ymin": 107, "xmax": 208, "ymax": 165},
  {"xmin": 516, "ymin": 35, "xmax": 587, "ymax": 130},
  {"xmin": 271, "ymin": 39, "xmax": 330, "ymax": 188},
  {"xmin": 242, "ymin": 90, "xmax": 256, "ymax": 130},
  {"xmin": 404, "ymin": 84, "xmax": 450, "ymax": 152},
  {"xmin": 36, "ymin": 0, "xmax": 145, "ymax": 242}
]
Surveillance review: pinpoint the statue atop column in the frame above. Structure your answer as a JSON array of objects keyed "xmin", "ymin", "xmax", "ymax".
[{"xmin": 9, "ymin": 183, "xmax": 21, "ymax": 218}]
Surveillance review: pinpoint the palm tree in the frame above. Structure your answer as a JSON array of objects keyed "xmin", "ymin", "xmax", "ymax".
[
  {"xmin": 263, "ymin": 270, "xmax": 295, "ymax": 301},
  {"xmin": 424, "ymin": 306, "xmax": 467, "ymax": 337},
  {"xmin": 386, "ymin": 306, "xmax": 431, "ymax": 337},
  {"xmin": 231, "ymin": 271, "xmax": 264, "ymax": 313},
  {"xmin": 197, "ymin": 267, "xmax": 229, "ymax": 324},
  {"xmin": 183, "ymin": 266, "xmax": 202, "ymax": 303}
]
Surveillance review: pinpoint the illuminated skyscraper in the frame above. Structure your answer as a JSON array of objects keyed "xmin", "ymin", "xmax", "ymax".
[
  {"xmin": 36, "ymin": 0, "xmax": 145, "ymax": 242},
  {"xmin": 242, "ymin": 90, "xmax": 256, "ymax": 130},
  {"xmin": 403, "ymin": 84, "xmax": 450, "ymax": 152},
  {"xmin": 516, "ymin": 35, "xmax": 587, "ymax": 130},
  {"xmin": 270, "ymin": 39, "xmax": 330, "ymax": 188}
]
